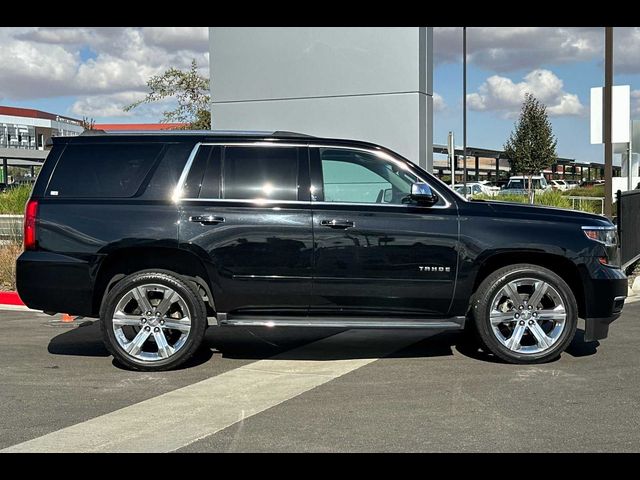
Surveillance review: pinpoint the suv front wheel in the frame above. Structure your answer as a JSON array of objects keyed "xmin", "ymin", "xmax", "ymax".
[
  {"xmin": 472, "ymin": 264, "xmax": 578, "ymax": 364},
  {"xmin": 100, "ymin": 270, "xmax": 207, "ymax": 371}
]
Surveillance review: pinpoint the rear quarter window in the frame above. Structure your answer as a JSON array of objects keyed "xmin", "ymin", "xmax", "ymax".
[{"xmin": 47, "ymin": 143, "xmax": 163, "ymax": 198}]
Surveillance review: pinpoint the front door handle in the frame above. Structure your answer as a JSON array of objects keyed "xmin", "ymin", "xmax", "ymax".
[
  {"xmin": 189, "ymin": 215, "xmax": 225, "ymax": 225},
  {"xmin": 320, "ymin": 219, "xmax": 355, "ymax": 229}
]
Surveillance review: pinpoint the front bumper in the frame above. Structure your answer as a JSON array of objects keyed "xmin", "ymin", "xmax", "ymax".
[
  {"xmin": 584, "ymin": 296, "xmax": 626, "ymax": 342},
  {"xmin": 581, "ymin": 258, "xmax": 628, "ymax": 341}
]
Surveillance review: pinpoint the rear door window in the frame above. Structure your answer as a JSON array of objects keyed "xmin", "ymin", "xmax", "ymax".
[
  {"xmin": 47, "ymin": 143, "xmax": 163, "ymax": 198},
  {"xmin": 222, "ymin": 146, "xmax": 299, "ymax": 201}
]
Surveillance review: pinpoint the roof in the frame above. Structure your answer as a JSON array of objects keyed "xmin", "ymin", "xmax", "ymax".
[
  {"xmin": 94, "ymin": 123, "xmax": 188, "ymax": 131},
  {"xmin": 53, "ymin": 130, "xmax": 394, "ymax": 152},
  {"xmin": 0, "ymin": 105, "xmax": 80, "ymax": 124}
]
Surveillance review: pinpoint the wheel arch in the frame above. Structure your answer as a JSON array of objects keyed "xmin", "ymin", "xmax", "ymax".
[
  {"xmin": 471, "ymin": 251, "xmax": 585, "ymax": 318},
  {"xmin": 92, "ymin": 247, "xmax": 215, "ymax": 317}
]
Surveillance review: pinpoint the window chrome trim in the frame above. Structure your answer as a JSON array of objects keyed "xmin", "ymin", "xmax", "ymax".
[
  {"xmin": 179, "ymin": 198, "xmax": 311, "ymax": 206},
  {"xmin": 173, "ymin": 141, "xmax": 453, "ymax": 209}
]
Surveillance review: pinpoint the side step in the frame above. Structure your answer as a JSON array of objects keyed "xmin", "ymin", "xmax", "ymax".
[{"xmin": 215, "ymin": 314, "xmax": 465, "ymax": 330}]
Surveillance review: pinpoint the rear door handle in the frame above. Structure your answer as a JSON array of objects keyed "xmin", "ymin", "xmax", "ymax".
[
  {"xmin": 189, "ymin": 215, "xmax": 225, "ymax": 225},
  {"xmin": 320, "ymin": 219, "xmax": 355, "ymax": 229}
]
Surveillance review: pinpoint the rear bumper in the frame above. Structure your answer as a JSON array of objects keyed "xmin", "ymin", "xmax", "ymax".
[
  {"xmin": 581, "ymin": 259, "xmax": 628, "ymax": 341},
  {"xmin": 16, "ymin": 250, "xmax": 95, "ymax": 317}
]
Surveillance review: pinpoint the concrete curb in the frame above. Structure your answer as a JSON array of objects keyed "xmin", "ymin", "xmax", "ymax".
[{"xmin": 0, "ymin": 291, "xmax": 24, "ymax": 306}]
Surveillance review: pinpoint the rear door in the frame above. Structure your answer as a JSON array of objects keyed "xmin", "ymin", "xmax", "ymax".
[{"xmin": 177, "ymin": 143, "xmax": 313, "ymax": 316}]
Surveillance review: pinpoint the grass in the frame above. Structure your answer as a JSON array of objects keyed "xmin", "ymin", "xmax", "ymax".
[
  {"xmin": 0, "ymin": 241, "xmax": 21, "ymax": 291},
  {"xmin": 0, "ymin": 185, "xmax": 32, "ymax": 214}
]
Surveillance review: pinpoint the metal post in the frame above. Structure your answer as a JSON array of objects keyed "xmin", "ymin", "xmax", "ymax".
[
  {"xmin": 447, "ymin": 131, "xmax": 455, "ymax": 187},
  {"xmin": 475, "ymin": 155, "xmax": 479, "ymax": 181},
  {"xmin": 604, "ymin": 27, "xmax": 614, "ymax": 218},
  {"xmin": 462, "ymin": 26, "xmax": 467, "ymax": 191},
  {"xmin": 1, "ymin": 158, "xmax": 7, "ymax": 185}
]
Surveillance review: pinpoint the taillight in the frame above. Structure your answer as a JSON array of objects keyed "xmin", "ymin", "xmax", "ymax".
[{"xmin": 24, "ymin": 199, "xmax": 38, "ymax": 251}]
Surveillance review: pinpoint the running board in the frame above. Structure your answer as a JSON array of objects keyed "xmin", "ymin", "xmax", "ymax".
[{"xmin": 216, "ymin": 314, "xmax": 465, "ymax": 330}]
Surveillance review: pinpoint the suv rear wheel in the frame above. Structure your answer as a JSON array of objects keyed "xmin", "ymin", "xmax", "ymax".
[
  {"xmin": 472, "ymin": 264, "xmax": 578, "ymax": 364},
  {"xmin": 100, "ymin": 270, "xmax": 207, "ymax": 371}
]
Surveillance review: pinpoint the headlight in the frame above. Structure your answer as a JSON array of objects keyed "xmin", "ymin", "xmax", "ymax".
[{"xmin": 581, "ymin": 226, "xmax": 618, "ymax": 247}]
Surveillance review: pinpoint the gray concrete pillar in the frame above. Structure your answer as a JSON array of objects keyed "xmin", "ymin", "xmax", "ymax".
[{"xmin": 209, "ymin": 27, "xmax": 434, "ymax": 171}]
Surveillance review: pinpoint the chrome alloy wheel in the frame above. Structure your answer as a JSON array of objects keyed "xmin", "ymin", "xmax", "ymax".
[
  {"xmin": 111, "ymin": 283, "xmax": 192, "ymax": 361},
  {"xmin": 489, "ymin": 277, "xmax": 567, "ymax": 354}
]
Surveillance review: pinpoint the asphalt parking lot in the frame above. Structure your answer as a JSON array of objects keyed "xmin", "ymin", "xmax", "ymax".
[{"xmin": 1, "ymin": 300, "xmax": 639, "ymax": 453}]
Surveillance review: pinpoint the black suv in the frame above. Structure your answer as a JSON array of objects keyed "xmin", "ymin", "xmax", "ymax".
[{"xmin": 16, "ymin": 131, "xmax": 627, "ymax": 370}]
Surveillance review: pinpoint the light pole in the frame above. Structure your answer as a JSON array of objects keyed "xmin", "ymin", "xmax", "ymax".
[
  {"xmin": 604, "ymin": 27, "xmax": 613, "ymax": 219},
  {"xmin": 463, "ymin": 27, "xmax": 468, "ymax": 191}
]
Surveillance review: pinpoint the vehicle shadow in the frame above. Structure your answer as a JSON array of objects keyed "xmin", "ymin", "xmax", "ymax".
[{"xmin": 47, "ymin": 321, "xmax": 599, "ymax": 369}]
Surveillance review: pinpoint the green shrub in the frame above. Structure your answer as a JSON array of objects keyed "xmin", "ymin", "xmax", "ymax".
[
  {"xmin": 534, "ymin": 190, "xmax": 572, "ymax": 209},
  {"xmin": 0, "ymin": 185, "xmax": 32, "ymax": 214},
  {"xmin": 471, "ymin": 189, "xmax": 598, "ymax": 214},
  {"xmin": 563, "ymin": 185, "xmax": 605, "ymax": 197}
]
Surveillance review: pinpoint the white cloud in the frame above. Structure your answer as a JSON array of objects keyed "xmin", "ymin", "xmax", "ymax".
[
  {"xmin": 435, "ymin": 27, "xmax": 640, "ymax": 74},
  {"xmin": 70, "ymin": 91, "xmax": 179, "ymax": 120},
  {"xmin": 433, "ymin": 93, "xmax": 446, "ymax": 112},
  {"xmin": 70, "ymin": 92, "xmax": 144, "ymax": 118},
  {"xmin": 142, "ymin": 27, "xmax": 209, "ymax": 51},
  {"xmin": 0, "ymin": 27, "xmax": 210, "ymax": 112},
  {"xmin": 467, "ymin": 69, "xmax": 584, "ymax": 117}
]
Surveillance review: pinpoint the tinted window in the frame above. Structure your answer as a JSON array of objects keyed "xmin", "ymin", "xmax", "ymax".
[
  {"xmin": 48, "ymin": 143, "xmax": 163, "ymax": 198},
  {"xmin": 143, "ymin": 142, "xmax": 195, "ymax": 200},
  {"xmin": 223, "ymin": 146, "xmax": 299, "ymax": 201},
  {"xmin": 319, "ymin": 148, "xmax": 418, "ymax": 205},
  {"xmin": 199, "ymin": 147, "xmax": 222, "ymax": 199}
]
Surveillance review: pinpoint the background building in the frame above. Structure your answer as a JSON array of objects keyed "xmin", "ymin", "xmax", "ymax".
[
  {"xmin": 0, "ymin": 106, "xmax": 84, "ymax": 185},
  {"xmin": 209, "ymin": 27, "xmax": 434, "ymax": 171}
]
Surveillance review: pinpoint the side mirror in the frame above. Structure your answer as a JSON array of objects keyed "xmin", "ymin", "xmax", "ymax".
[{"xmin": 409, "ymin": 182, "xmax": 438, "ymax": 205}]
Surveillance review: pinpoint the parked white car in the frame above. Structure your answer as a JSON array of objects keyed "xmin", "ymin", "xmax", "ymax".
[
  {"xmin": 453, "ymin": 182, "xmax": 498, "ymax": 198},
  {"xmin": 550, "ymin": 180, "xmax": 568, "ymax": 191},
  {"xmin": 499, "ymin": 175, "xmax": 551, "ymax": 196}
]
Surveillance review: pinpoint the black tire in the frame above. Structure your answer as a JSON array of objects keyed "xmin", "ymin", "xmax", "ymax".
[
  {"xmin": 100, "ymin": 270, "xmax": 207, "ymax": 371},
  {"xmin": 471, "ymin": 264, "xmax": 578, "ymax": 364}
]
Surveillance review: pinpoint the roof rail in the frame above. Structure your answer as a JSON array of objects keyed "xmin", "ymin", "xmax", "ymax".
[{"xmin": 272, "ymin": 131, "xmax": 315, "ymax": 138}]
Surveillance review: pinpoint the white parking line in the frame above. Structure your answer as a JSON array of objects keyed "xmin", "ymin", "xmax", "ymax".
[{"xmin": 1, "ymin": 329, "xmax": 435, "ymax": 453}]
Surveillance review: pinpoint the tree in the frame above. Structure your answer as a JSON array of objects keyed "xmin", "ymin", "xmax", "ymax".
[
  {"xmin": 81, "ymin": 116, "xmax": 96, "ymax": 131},
  {"xmin": 124, "ymin": 59, "xmax": 211, "ymax": 130},
  {"xmin": 504, "ymin": 93, "xmax": 557, "ymax": 203}
]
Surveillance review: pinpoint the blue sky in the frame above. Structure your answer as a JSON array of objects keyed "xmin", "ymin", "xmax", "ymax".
[
  {"xmin": 0, "ymin": 27, "xmax": 638, "ymax": 165},
  {"xmin": 434, "ymin": 27, "xmax": 640, "ymax": 164}
]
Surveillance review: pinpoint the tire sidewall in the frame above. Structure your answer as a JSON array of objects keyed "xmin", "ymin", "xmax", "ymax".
[
  {"xmin": 100, "ymin": 271, "xmax": 206, "ymax": 370},
  {"xmin": 474, "ymin": 266, "xmax": 578, "ymax": 363}
]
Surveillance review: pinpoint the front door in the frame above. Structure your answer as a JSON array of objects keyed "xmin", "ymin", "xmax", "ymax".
[
  {"xmin": 309, "ymin": 146, "xmax": 459, "ymax": 317},
  {"xmin": 178, "ymin": 143, "xmax": 313, "ymax": 315}
]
